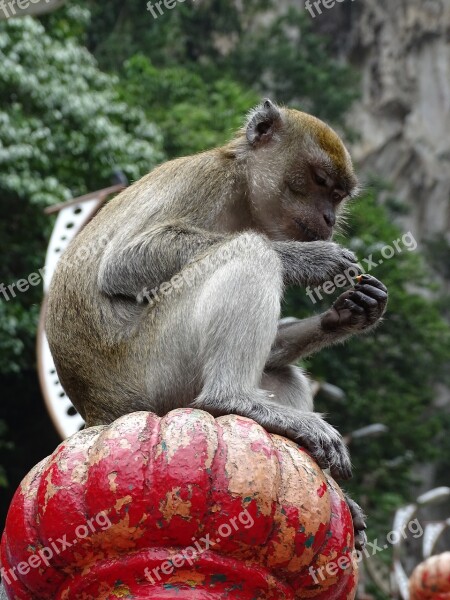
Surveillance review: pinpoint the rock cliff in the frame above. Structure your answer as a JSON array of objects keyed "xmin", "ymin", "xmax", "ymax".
[{"xmin": 311, "ymin": 0, "xmax": 450, "ymax": 242}]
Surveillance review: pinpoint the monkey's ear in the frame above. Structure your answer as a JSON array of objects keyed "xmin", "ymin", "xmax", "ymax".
[{"xmin": 246, "ymin": 99, "xmax": 282, "ymax": 146}]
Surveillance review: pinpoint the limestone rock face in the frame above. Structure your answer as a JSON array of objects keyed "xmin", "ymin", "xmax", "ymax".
[{"xmin": 309, "ymin": 0, "xmax": 450, "ymax": 240}]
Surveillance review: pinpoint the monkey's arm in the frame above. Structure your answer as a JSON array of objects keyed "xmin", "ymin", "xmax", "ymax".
[
  {"xmin": 271, "ymin": 240, "xmax": 359, "ymax": 287},
  {"xmin": 267, "ymin": 275, "xmax": 388, "ymax": 368},
  {"xmin": 98, "ymin": 223, "xmax": 225, "ymax": 299}
]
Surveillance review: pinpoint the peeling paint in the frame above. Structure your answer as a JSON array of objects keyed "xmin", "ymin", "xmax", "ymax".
[
  {"xmin": 159, "ymin": 487, "xmax": 193, "ymax": 522},
  {"xmin": 1, "ymin": 409, "xmax": 358, "ymax": 600}
]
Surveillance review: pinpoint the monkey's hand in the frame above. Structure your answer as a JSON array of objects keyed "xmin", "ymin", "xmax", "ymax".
[
  {"xmin": 321, "ymin": 275, "xmax": 388, "ymax": 333},
  {"xmin": 345, "ymin": 495, "xmax": 367, "ymax": 551},
  {"xmin": 273, "ymin": 241, "xmax": 360, "ymax": 287},
  {"xmin": 302, "ymin": 242, "xmax": 360, "ymax": 285}
]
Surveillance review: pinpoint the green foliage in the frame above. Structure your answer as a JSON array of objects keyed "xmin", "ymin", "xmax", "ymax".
[
  {"xmin": 59, "ymin": 1, "xmax": 357, "ymax": 123},
  {"xmin": 228, "ymin": 7, "xmax": 360, "ymax": 123},
  {"xmin": 284, "ymin": 187, "xmax": 450, "ymax": 532},
  {"xmin": 0, "ymin": 15, "xmax": 164, "ymax": 375},
  {"xmin": 119, "ymin": 55, "xmax": 258, "ymax": 157},
  {"xmin": 46, "ymin": 0, "xmax": 269, "ymax": 71}
]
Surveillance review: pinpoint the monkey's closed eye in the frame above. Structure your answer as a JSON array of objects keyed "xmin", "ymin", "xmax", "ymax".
[{"xmin": 313, "ymin": 172, "xmax": 328, "ymax": 187}]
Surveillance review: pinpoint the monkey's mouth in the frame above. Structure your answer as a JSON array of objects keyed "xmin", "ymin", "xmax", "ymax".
[{"xmin": 294, "ymin": 219, "xmax": 328, "ymax": 242}]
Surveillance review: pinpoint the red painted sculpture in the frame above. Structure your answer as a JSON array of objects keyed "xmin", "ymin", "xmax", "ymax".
[
  {"xmin": 1, "ymin": 409, "xmax": 358, "ymax": 599},
  {"xmin": 409, "ymin": 552, "xmax": 450, "ymax": 600}
]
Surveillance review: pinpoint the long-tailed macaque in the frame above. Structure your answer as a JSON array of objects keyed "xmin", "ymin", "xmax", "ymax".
[{"xmin": 46, "ymin": 100, "xmax": 388, "ymax": 549}]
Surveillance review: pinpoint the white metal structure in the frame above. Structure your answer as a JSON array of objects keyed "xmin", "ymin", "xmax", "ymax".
[{"xmin": 37, "ymin": 185, "xmax": 125, "ymax": 439}]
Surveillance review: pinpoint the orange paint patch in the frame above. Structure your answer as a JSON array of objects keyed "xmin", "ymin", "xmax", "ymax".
[
  {"xmin": 167, "ymin": 570, "xmax": 206, "ymax": 587},
  {"xmin": 267, "ymin": 513, "xmax": 297, "ymax": 566},
  {"xmin": 43, "ymin": 472, "xmax": 61, "ymax": 510},
  {"xmin": 114, "ymin": 495, "xmax": 132, "ymax": 512},
  {"xmin": 108, "ymin": 471, "xmax": 118, "ymax": 493},
  {"xmin": 159, "ymin": 487, "xmax": 193, "ymax": 522},
  {"xmin": 86, "ymin": 513, "xmax": 146, "ymax": 554}
]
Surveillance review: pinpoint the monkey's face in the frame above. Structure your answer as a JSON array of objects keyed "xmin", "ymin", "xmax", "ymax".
[
  {"xmin": 281, "ymin": 160, "xmax": 354, "ymax": 243},
  {"xmin": 245, "ymin": 101, "xmax": 358, "ymax": 243}
]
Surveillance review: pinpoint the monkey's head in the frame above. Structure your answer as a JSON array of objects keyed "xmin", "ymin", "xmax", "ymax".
[{"xmin": 240, "ymin": 99, "xmax": 359, "ymax": 243}]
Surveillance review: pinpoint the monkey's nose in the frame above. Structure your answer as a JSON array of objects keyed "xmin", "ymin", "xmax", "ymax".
[{"xmin": 323, "ymin": 212, "xmax": 336, "ymax": 227}]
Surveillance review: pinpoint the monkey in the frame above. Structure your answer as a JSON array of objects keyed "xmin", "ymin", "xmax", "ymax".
[{"xmin": 46, "ymin": 100, "xmax": 388, "ymax": 550}]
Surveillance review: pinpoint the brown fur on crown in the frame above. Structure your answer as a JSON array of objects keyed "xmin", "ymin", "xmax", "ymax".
[{"xmin": 286, "ymin": 110, "xmax": 353, "ymax": 179}]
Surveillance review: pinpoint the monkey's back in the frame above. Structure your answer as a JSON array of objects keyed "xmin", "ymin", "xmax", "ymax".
[{"xmin": 45, "ymin": 149, "xmax": 236, "ymax": 424}]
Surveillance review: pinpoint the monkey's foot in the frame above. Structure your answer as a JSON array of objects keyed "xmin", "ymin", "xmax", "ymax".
[
  {"xmin": 193, "ymin": 394, "xmax": 352, "ymax": 480},
  {"xmin": 345, "ymin": 494, "xmax": 367, "ymax": 550},
  {"xmin": 322, "ymin": 274, "xmax": 388, "ymax": 333},
  {"xmin": 285, "ymin": 412, "xmax": 353, "ymax": 481}
]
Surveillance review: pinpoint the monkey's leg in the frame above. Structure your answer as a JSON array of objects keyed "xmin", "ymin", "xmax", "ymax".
[
  {"xmin": 190, "ymin": 237, "xmax": 352, "ymax": 480},
  {"xmin": 260, "ymin": 365, "xmax": 314, "ymax": 411}
]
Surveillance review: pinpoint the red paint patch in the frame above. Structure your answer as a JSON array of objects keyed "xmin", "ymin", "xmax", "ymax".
[{"xmin": 317, "ymin": 483, "xmax": 327, "ymax": 498}]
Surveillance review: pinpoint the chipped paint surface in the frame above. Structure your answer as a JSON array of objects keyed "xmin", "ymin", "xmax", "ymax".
[
  {"xmin": 159, "ymin": 487, "xmax": 193, "ymax": 522},
  {"xmin": 218, "ymin": 415, "xmax": 280, "ymax": 518},
  {"xmin": 1, "ymin": 409, "xmax": 358, "ymax": 599}
]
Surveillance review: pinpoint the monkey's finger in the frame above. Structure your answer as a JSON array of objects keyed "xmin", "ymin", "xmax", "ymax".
[
  {"xmin": 342, "ymin": 248, "xmax": 359, "ymax": 264},
  {"xmin": 332, "ymin": 291, "xmax": 353, "ymax": 308},
  {"xmin": 332, "ymin": 441, "xmax": 353, "ymax": 481},
  {"xmin": 346, "ymin": 497, "xmax": 367, "ymax": 531},
  {"xmin": 330, "ymin": 461, "xmax": 352, "ymax": 481},
  {"xmin": 352, "ymin": 514, "xmax": 367, "ymax": 533},
  {"xmin": 357, "ymin": 275, "xmax": 388, "ymax": 293},
  {"xmin": 349, "ymin": 291, "xmax": 379, "ymax": 313},
  {"xmin": 342, "ymin": 299, "xmax": 365, "ymax": 315},
  {"xmin": 354, "ymin": 284, "xmax": 388, "ymax": 303},
  {"xmin": 326, "ymin": 436, "xmax": 352, "ymax": 480},
  {"xmin": 304, "ymin": 439, "xmax": 348, "ymax": 480},
  {"xmin": 355, "ymin": 530, "xmax": 367, "ymax": 551},
  {"xmin": 289, "ymin": 427, "xmax": 328, "ymax": 470},
  {"xmin": 300, "ymin": 440, "xmax": 329, "ymax": 472}
]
